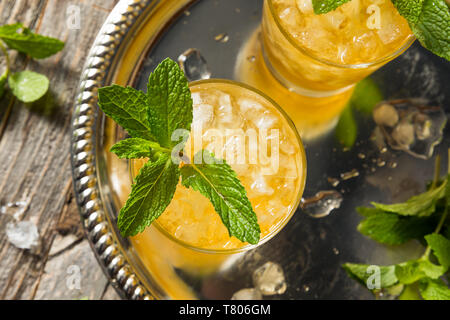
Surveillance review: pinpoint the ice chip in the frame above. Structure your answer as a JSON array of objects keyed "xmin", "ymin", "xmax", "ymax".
[
  {"xmin": 217, "ymin": 93, "xmax": 234, "ymax": 124},
  {"xmin": 6, "ymin": 220, "xmax": 40, "ymax": 250},
  {"xmin": 373, "ymin": 103, "xmax": 399, "ymax": 127},
  {"xmin": 301, "ymin": 190, "xmax": 343, "ymax": 218},
  {"xmin": 375, "ymin": 99, "xmax": 446, "ymax": 159},
  {"xmin": 192, "ymin": 92, "xmax": 202, "ymax": 105},
  {"xmin": 253, "ymin": 262, "xmax": 287, "ymax": 296},
  {"xmin": 251, "ymin": 175, "xmax": 274, "ymax": 196},
  {"xmin": 251, "ymin": 112, "xmax": 278, "ymax": 131},
  {"xmin": 295, "ymin": 0, "xmax": 313, "ymax": 14},
  {"xmin": 193, "ymin": 104, "xmax": 214, "ymax": 129},
  {"xmin": 231, "ymin": 288, "xmax": 262, "ymax": 300},
  {"xmin": 178, "ymin": 48, "xmax": 211, "ymax": 81},
  {"xmin": 238, "ymin": 98, "xmax": 264, "ymax": 118}
]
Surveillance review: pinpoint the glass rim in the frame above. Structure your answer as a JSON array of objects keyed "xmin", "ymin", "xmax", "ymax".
[
  {"xmin": 131, "ymin": 78, "xmax": 307, "ymax": 254},
  {"xmin": 266, "ymin": 0, "xmax": 416, "ymax": 69}
]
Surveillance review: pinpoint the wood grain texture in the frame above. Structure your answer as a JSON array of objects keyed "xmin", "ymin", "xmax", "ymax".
[{"xmin": 0, "ymin": 0, "xmax": 120, "ymax": 300}]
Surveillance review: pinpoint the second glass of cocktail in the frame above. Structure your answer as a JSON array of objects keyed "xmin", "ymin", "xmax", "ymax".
[{"xmin": 237, "ymin": 0, "xmax": 414, "ymax": 139}]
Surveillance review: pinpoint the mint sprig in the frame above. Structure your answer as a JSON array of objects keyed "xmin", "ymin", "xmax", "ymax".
[
  {"xmin": 0, "ymin": 23, "xmax": 64, "ymax": 102},
  {"xmin": 181, "ymin": 150, "xmax": 261, "ymax": 245},
  {"xmin": 343, "ymin": 150, "xmax": 450, "ymax": 300},
  {"xmin": 118, "ymin": 153, "xmax": 180, "ymax": 237},
  {"xmin": 98, "ymin": 58, "xmax": 261, "ymax": 244},
  {"xmin": 311, "ymin": 0, "xmax": 450, "ymax": 61}
]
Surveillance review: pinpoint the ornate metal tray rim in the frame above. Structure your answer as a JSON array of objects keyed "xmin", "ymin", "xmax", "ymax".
[{"xmin": 70, "ymin": 0, "xmax": 190, "ymax": 300}]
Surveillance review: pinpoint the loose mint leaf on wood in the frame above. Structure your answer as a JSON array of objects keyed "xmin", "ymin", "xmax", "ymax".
[
  {"xmin": 0, "ymin": 23, "xmax": 64, "ymax": 59},
  {"xmin": 425, "ymin": 234, "xmax": 450, "ymax": 269},
  {"xmin": 110, "ymin": 138, "xmax": 164, "ymax": 159},
  {"xmin": 342, "ymin": 263, "xmax": 398, "ymax": 288},
  {"xmin": 180, "ymin": 150, "xmax": 260, "ymax": 244},
  {"xmin": 147, "ymin": 58, "xmax": 193, "ymax": 148},
  {"xmin": 312, "ymin": 0, "xmax": 352, "ymax": 14},
  {"xmin": 419, "ymin": 278, "xmax": 450, "ymax": 300},
  {"xmin": 98, "ymin": 85, "xmax": 155, "ymax": 141},
  {"xmin": 8, "ymin": 71, "xmax": 49, "ymax": 103},
  {"xmin": 117, "ymin": 153, "xmax": 179, "ymax": 237},
  {"xmin": 357, "ymin": 212, "xmax": 435, "ymax": 245},
  {"xmin": 371, "ymin": 180, "xmax": 447, "ymax": 217},
  {"xmin": 395, "ymin": 259, "xmax": 445, "ymax": 284}
]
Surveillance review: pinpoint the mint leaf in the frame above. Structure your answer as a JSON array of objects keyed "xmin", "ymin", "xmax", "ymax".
[
  {"xmin": 356, "ymin": 206, "xmax": 385, "ymax": 217},
  {"xmin": 395, "ymin": 259, "xmax": 445, "ymax": 284},
  {"xmin": 312, "ymin": 0, "xmax": 352, "ymax": 14},
  {"xmin": 8, "ymin": 70, "xmax": 49, "ymax": 103},
  {"xmin": 0, "ymin": 70, "xmax": 7, "ymax": 99},
  {"xmin": 399, "ymin": 0, "xmax": 450, "ymax": 61},
  {"xmin": 371, "ymin": 180, "xmax": 447, "ymax": 217},
  {"xmin": 110, "ymin": 138, "xmax": 164, "ymax": 159},
  {"xmin": 342, "ymin": 263, "xmax": 398, "ymax": 288},
  {"xmin": 147, "ymin": 58, "xmax": 193, "ymax": 148},
  {"xmin": 357, "ymin": 212, "xmax": 435, "ymax": 245},
  {"xmin": 425, "ymin": 234, "xmax": 450, "ymax": 269},
  {"xmin": 419, "ymin": 278, "xmax": 450, "ymax": 300},
  {"xmin": 0, "ymin": 23, "xmax": 64, "ymax": 59},
  {"xmin": 399, "ymin": 283, "xmax": 423, "ymax": 300},
  {"xmin": 350, "ymin": 78, "xmax": 383, "ymax": 115},
  {"xmin": 117, "ymin": 153, "xmax": 179, "ymax": 237},
  {"xmin": 98, "ymin": 85, "xmax": 155, "ymax": 141},
  {"xmin": 391, "ymin": 0, "xmax": 425, "ymax": 24},
  {"xmin": 180, "ymin": 150, "xmax": 260, "ymax": 244},
  {"xmin": 335, "ymin": 105, "xmax": 357, "ymax": 148}
]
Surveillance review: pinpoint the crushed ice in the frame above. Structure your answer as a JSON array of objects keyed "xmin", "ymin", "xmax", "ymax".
[
  {"xmin": 372, "ymin": 99, "xmax": 447, "ymax": 159},
  {"xmin": 301, "ymin": 190, "xmax": 343, "ymax": 218},
  {"xmin": 178, "ymin": 48, "xmax": 211, "ymax": 81}
]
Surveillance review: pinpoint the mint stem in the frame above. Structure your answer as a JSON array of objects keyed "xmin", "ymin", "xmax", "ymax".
[
  {"xmin": 422, "ymin": 149, "xmax": 450, "ymax": 259},
  {"xmin": 0, "ymin": 40, "xmax": 10, "ymax": 78},
  {"xmin": 431, "ymin": 154, "xmax": 441, "ymax": 190}
]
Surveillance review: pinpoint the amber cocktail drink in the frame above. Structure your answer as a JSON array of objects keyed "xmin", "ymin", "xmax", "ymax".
[{"xmin": 129, "ymin": 80, "xmax": 306, "ymax": 298}]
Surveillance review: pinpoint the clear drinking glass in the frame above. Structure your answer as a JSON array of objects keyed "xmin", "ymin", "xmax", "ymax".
[
  {"xmin": 237, "ymin": 0, "xmax": 415, "ymax": 139},
  {"xmin": 128, "ymin": 79, "xmax": 307, "ymax": 299}
]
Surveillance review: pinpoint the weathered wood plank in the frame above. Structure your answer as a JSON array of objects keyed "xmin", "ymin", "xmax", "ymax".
[{"xmin": 0, "ymin": 0, "xmax": 119, "ymax": 300}]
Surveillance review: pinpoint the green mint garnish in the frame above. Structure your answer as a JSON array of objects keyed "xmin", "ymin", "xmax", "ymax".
[
  {"xmin": 0, "ymin": 23, "xmax": 65, "ymax": 59},
  {"xmin": 97, "ymin": 85, "xmax": 156, "ymax": 141},
  {"xmin": 147, "ymin": 58, "xmax": 193, "ymax": 148},
  {"xmin": 343, "ymin": 150, "xmax": 450, "ymax": 300},
  {"xmin": 311, "ymin": 0, "xmax": 450, "ymax": 62},
  {"xmin": 404, "ymin": 0, "xmax": 450, "ymax": 61},
  {"xmin": 110, "ymin": 138, "xmax": 168, "ymax": 160},
  {"xmin": 118, "ymin": 153, "xmax": 180, "ymax": 237},
  {"xmin": 181, "ymin": 150, "xmax": 261, "ymax": 245},
  {"xmin": 98, "ymin": 58, "xmax": 261, "ymax": 244},
  {"xmin": 0, "ymin": 23, "xmax": 64, "ymax": 101}
]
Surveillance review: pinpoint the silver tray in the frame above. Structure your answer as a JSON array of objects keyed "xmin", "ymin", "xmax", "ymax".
[{"xmin": 70, "ymin": 0, "xmax": 450, "ymax": 300}]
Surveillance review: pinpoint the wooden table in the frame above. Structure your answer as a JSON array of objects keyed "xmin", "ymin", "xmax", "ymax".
[{"xmin": 0, "ymin": 0, "xmax": 121, "ymax": 300}]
